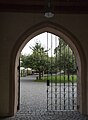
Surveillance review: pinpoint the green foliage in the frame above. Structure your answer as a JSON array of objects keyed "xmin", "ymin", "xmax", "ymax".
[
  {"xmin": 54, "ymin": 38, "xmax": 77, "ymax": 74},
  {"xmin": 20, "ymin": 54, "xmax": 30, "ymax": 68},
  {"xmin": 21, "ymin": 42, "xmax": 51, "ymax": 79},
  {"xmin": 28, "ymin": 42, "xmax": 48, "ymax": 71},
  {"xmin": 20, "ymin": 38, "xmax": 77, "ymax": 79},
  {"xmin": 34, "ymin": 75, "xmax": 77, "ymax": 83}
]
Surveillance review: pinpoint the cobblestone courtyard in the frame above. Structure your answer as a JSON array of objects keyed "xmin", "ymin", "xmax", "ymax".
[{"xmin": 1, "ymin": 78, "xmax": 88, "ymax": 120}]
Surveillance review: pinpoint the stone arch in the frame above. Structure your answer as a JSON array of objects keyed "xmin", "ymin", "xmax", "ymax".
[{"xmin": 9, "ymin": 21, "xmax": 87, "ymax": 116}]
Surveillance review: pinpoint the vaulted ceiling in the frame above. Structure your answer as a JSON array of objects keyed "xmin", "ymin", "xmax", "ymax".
[{"xmin": 0, "ymin": 0, "xmax": 88, "ymax": 13}]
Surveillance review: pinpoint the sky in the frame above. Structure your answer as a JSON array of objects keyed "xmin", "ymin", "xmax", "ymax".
[{"xmin": 21, "ymin": 32, "xmax": 59, "ymax": 57}]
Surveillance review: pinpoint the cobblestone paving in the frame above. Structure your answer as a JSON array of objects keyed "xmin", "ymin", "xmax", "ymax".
[
  {"xmin": 2, "ymin": 111, "xmax": 88, "ymax": 120},
  {"xmin": 1, "ymin": 79, "xmax": 88, "ymax": 120}
]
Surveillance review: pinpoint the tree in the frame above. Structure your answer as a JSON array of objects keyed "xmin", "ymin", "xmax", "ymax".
[
  {"xmin": 54, "ymin": 38, "xmax": 77, "ymax": 74},
  {"xmin": 20, "ymin": 54, "xmax": 30, "ymax": 68},
  {"xmin": 28, "ymin": 42, "xmax": 50, "ymax": 79}
]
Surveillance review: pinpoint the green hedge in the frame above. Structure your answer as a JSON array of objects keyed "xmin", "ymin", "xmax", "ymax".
[{"xmin": 34, "ymin": 75, "xmax": 77, "ymax": 83}]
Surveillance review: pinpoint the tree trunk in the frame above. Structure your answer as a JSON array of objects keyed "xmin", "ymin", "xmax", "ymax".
[
  {"xmin": 42, "ymin": 71, "xmax": 44, "ymax": 77},
  {"xmin": 39, "ymin": 70, "xmax": 41, "ymax": 80},
  {"xmin": 42, "ymin": 71, "xmax": 44, "ymax": 80}
]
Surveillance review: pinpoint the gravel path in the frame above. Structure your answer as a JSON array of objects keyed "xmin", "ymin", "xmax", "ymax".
[{"xmin": 1, "ymin": 79, "xmax": 88, "ymax": 120}]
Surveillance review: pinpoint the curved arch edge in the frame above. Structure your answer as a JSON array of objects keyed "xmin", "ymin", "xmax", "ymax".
[{"xmin": 9, "ymin": 21, "xmax": 87, "ymax": 115}]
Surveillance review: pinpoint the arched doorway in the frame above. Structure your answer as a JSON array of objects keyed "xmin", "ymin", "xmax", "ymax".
[
  {"xmin": 10, "ymin": 22, "xmax": 87, "ymax": 116},
  {"xmin": 20, "ymin": 32, "xmax": 77, "ymax": 112}
]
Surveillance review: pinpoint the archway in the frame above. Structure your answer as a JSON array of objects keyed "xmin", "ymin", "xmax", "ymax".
[{"xmin": 10, "ymin": 22, "xmax": 87, "ymax": 116}]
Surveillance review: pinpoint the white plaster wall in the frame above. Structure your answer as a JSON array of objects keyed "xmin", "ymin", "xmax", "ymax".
[{"xmin": 0, "ymin": 12, "xmax": 88, "ymax": 116}]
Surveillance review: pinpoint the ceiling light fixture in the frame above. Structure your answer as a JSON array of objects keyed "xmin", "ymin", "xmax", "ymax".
[
  {"xmin": 45, "ymin": 12, "xmax": 54, "ymax": 18},
  {"xmin": 44, "ymin": 0, "xmax": 54, "ymax": 18}
]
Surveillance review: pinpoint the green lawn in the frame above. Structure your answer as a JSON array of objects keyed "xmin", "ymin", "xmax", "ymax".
[{"xmin": 34, "ymin": 75, "xmax": 77, "ymax": 83}]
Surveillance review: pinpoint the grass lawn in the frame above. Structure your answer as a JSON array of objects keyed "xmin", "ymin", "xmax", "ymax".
[{"xmin": 34, "ymin": 75, "xmax": 77, "ymax": 83}]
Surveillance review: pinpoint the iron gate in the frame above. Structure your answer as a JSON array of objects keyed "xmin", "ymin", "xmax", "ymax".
[{"xmin": 46, "ymin": 32, "xmax": 77, "ymax": 111}]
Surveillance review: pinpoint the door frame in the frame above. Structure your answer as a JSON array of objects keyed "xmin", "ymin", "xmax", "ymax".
[{"xmin": 9, "ymin": 21, "xmax": 87, "ymax": 116}]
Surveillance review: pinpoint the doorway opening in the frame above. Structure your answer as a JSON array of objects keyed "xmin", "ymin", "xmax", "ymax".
[
  {"xmin": 19, "ymin": 32, "xmax": 78, "ymax": 113},
  {"xmin": 10, "ymin": 22, "xmax": 87, "ymax": 116}
]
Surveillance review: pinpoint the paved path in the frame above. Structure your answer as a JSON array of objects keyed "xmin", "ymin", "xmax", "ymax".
[
  {"xmin": 20, "ymin": 75, "xmax": 38, "ymax": 81},
  {"xmin": 1, "ymin": 79, "xmax": 88, "ymax": 120}
]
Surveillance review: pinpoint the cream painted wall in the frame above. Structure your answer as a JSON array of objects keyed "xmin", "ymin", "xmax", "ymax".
[{"xmin": 0, "ymin": 12, "xmax": 88, "ymax": 116}]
